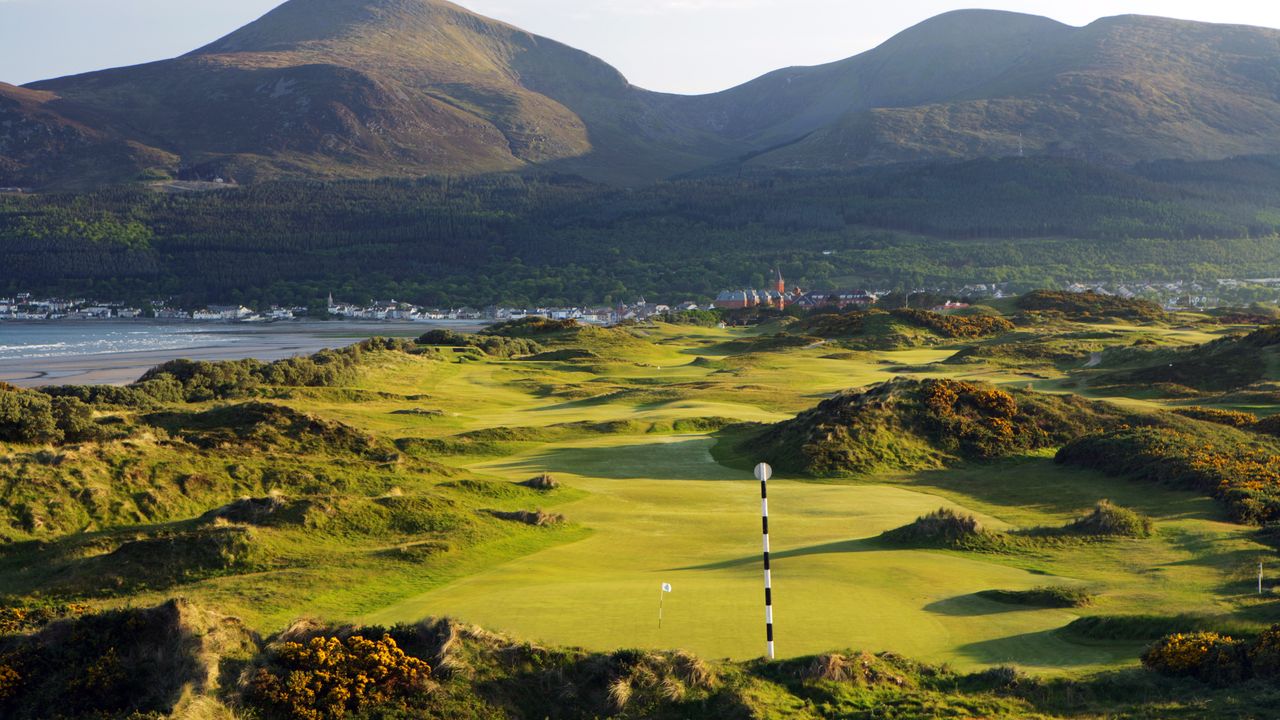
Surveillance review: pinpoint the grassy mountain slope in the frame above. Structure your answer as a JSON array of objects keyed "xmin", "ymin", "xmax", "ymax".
[
  {"xmin": 11, "ymin": 6, "xmax": 1280, "ymax": 186},
  {"xmin": 745, "ymin": 13, "xmax": 1280, "ymax": 169},
  {"xmin": 18, "ymin": 0, "xmax": 738, "ymax": 186}
]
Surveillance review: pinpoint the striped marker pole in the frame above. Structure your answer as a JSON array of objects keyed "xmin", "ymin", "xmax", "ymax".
[{"xmin": 756, "ymin": 462, "xmax": 775, "ymax": 660}]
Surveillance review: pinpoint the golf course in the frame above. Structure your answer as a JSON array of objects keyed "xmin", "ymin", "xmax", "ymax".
[{"xmin": 5, "ymin": 297, "xmax": 1280, "ymax": 717}]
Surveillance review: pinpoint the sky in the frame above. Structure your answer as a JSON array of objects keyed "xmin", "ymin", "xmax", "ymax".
[{"xmin": 3, "ymin": 0, "xmax": 1280, "ymax": 94}]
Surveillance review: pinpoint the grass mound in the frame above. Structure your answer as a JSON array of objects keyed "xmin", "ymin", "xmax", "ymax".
[
  {"xmin": 144, "ymin": 402, "xmax": 389, "ymax": 458},
  {"xmin": 520, "ymin": 473, "xmax": 561, "ymax": 490},
  {"xmin": 1061, "ymin": 500, "xmax": 1154, "ymax": 538},
  {"xmin": 879, "ymin": 508, "xmax": 1009, "ymax": 552},
  {"xmin": 752, "ymin": 378, "xmax": 1134, "ymax": 476},
  {"xmin": 523, "ymin": 348, "xmax": 601, "ymax": 362},
  {"xmin": 0, "ymin": 600, "xmax": 257, "ymax": 720},
  {"xmin": 199, "ymin": 494, "xmax": 314, "ymax": 527},
  {"xmin": 486, "ymin": 509, "xmax": 566, "ymax": 526},
  {"xmin": 978, "ymin": 586, "xmax": 1095, "ymax": 608}
]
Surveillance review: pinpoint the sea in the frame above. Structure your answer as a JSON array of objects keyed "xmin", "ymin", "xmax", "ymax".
[
  {"xmin": 0, "ymin": 321, "xmax": 248, "ymax": 361},
  {"xmin": 0, "ymin": 319, "xmax": 481, "ymax": 387}
]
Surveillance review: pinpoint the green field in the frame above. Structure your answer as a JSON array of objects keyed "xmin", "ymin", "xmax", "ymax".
[
  {"xmin": 292, "ymin": 322, "xmax": 1272, "ymax": 674},
  {"xmin": 5, "ymin": 311, "xmax": 1280, "ymax": 718}
]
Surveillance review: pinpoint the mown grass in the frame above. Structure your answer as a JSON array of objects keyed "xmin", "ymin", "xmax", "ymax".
[{"xmin": 4, "ymin": 318, "xmax": 1279, "ymax": 687}]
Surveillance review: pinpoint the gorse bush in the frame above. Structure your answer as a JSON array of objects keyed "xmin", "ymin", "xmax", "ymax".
[
  {"xmin": 1057, "ymin": 426, "xmax": 1280, "ymax": 524},
  {"xmin": 1172, "ymin": 406, "xmax": 1259, "ymax": 428},
  {"xmin": 1142, "ymin": 632, "xmax": 1247, "ymax": 685},
  {"xmin": 487, "ymin": 317, "xmax": 581, "ymax": 336},
  {"xmin": 755, "ymin": 378, "xmax": 1132, "ymax": 475},
  {"xmin": 416, "ymin": 329, "xmax": 543, "ymax": 358},
  {"xmin": 1016, "ymin": 290, "xmax": 1167, "ymax": 322},
  {"xmin": 247, "ymin": 634, "xmax": 431, "ymax": 720},
  {"xmin": 892, "ymin": 308, "xmax": 1015, "ymax": 338}
]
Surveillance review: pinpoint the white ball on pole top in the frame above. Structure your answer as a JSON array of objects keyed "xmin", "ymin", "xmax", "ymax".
[{"xmin": 755, "ymin": 462, "xmax": 775, "ymax": 660}]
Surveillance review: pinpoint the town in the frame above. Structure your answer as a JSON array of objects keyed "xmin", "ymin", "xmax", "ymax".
[{"xmin": 2, "ymin": 276, "xmax": 1279, "ymax": 324}]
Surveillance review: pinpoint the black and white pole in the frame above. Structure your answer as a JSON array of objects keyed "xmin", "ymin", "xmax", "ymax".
[{"xmin": 756, "ymin": 462, "xmax": 775, "ymax": 660}]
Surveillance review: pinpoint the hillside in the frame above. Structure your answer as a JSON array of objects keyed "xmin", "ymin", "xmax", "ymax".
[
  {"xmin": 749, "ymin": 377, "xmax": 1137, "ymax": 476},
  {"xmin": 13, "ymin": 0, "xmax": 737, "ymax": 187},
  {"xmin": 1082, "ymin": 325, "xmax": 1280, "ymax": 397},
  {"xmin": 11, "ymin": 6, "xmax": 1280, "ymax": 186},
  {"xmin": 9, "ymin": 157, "xmax": 1280, "ymax": 307}
]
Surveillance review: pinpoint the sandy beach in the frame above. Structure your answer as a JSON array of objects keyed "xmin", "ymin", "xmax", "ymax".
[{"xmin": 0, "ymin": 321, "xmax": 482, "ymax": 388}]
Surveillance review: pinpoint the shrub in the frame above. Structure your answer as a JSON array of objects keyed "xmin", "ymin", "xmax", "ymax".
[
  {"xmin": 1016, "ymin": 291, "xmax": 1167, "ymax": 322},
  {"xmin": 1172, "ymin": 406, "xmax": 1258, "ymax": 428},
  {"xmin": 796, "ymin": 311, "xmax": 868, "ymax": 338},
  {"xmin": 892, "ymin": 308, "xmax": 1014, "ymax": 338},
  {"xmin": 1057, "ymin": 426, "xmax": 1280, "ymax": 524},
  {"xmin": 1254, "ymin": 414, "xmax": 1280, "ymax": 437},
  {"xmin": 487, "ymin": 317, "xmax": 580, "ymax": 336},
  {"xmin": 1142, "ymin": 632, "xmax": 1247, "ymax": 685},
  {"xmin": 1249, "ymin": 625, "xmax": 1280, "ymax": 678},
  {"xmin": 417, "ymin": 330, "xmax": 543, "ymax": 358},
  {"xmin": 755, "ymin": 378, "xmax": 1131, "ymax": 476},
  {"xmin": 134, "ymin": 338, "xmax": 415, "ymax": 402},
  {"xmin": 247, "ymin": 634, "xmax": 431, "ymax": 720},
  {"xmin": 660, "ymin": 309, "xmax": 721, "ymax": 327},
  {"xmin": 0, "ymin": 389, "xmax": 60, "ymax": 444}
]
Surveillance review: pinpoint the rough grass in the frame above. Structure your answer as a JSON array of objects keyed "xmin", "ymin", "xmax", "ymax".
[{"xmin": 751, "ymin": 377, "xmax": 1137, "ymax": 476}]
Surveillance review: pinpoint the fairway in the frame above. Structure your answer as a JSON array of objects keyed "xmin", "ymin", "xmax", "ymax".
[{"xmin": 364, "ymin": 434, "xmax": 1121, "ymax": 671}]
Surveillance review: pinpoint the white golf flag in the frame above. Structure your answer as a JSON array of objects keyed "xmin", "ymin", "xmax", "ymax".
[{"xmin": 661, "ymin": 583, "xmax": 673, "ymax": 593}]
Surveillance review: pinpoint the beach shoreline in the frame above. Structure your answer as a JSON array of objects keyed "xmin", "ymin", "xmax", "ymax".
[{"xmin": 0, "ymin": 320, "xmax": 483, "ymax": 388}]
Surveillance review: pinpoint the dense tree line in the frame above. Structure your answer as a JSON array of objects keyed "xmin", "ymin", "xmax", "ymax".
[{"xmin": 5, "ymin": 156, "xmax": 1280, "ymax": 307}]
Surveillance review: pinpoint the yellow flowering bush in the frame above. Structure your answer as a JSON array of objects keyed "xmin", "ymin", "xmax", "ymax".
[
  {"xmin": 0, "ymin": 660, "xmax": 21, "ymax": 700},
  {"xmin": 1142, "ymin": 632, "xmax": 1247, "ymax": 685},
  {"xmin": 248, "ymin": 634, "xmax": 431, "ymax": 720}
]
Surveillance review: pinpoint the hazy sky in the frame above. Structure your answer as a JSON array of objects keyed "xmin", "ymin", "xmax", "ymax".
[{"xmin": 4, "ymin": 0, "xmax": 1280, "ymax": 93}]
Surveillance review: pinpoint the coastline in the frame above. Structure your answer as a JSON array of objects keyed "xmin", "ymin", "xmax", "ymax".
[{"xmin": 0, "ymin": 319, "xmax": 484, "ymax": 388}]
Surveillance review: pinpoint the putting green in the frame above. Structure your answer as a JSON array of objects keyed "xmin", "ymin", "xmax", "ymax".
[{"xmin": 364, "ymin": 435, "xmax": 1122, "ymax": 671}]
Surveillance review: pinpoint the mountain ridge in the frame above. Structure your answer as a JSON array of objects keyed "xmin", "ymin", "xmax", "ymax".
[{"xmin": 7, "ymin": 2, "xmax": 1280, "ymax": 187}]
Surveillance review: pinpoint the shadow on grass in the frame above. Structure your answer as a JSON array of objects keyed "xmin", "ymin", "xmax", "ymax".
[
  {"xmin": 667, "ymin": 537, "xmax": 884, "ymax": 571},
  {"xmin": 923, "ymin": 594, "xmax": 1047, "ymax": 617},
  {"xmin": 953, "ymin": 629, "xmax": 1136, "ymax": 667},
  {"xmin": 484, "ymin": 437, "xmax": 747, "ymax": 482},
  {"xmin": 903, "ymin": 458, "xmax": 1224, "ymax": 523}
]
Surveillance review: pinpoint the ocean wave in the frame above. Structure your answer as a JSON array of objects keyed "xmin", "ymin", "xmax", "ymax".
[{"xmin": 0, "ymin": 327, "xmax": 241, "ymax": 360}]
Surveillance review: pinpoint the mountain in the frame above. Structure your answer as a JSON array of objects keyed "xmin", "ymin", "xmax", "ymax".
[
  {"xmin": 10, "ymin": 0, "xmax": 737, "ymax": 186},
  {"xmin": 734, "ymin": 12, "xmax": 1280, "ymax": 169},
  {"xmin": 6, "ymin": 3, "xmax": 1280, "ymax": 187}
]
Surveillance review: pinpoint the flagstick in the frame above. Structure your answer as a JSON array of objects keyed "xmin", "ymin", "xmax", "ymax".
[
  {"xmin": 658, "ymin": 587, "xmax": 665, "ymax": 629},
  {"xmin": 756, "ymin": 462, "xmax": 775, "ymax": 660},
  {"xmin": 1261, "ymin": 560, "xmax": 1265, "ymax": 595}
]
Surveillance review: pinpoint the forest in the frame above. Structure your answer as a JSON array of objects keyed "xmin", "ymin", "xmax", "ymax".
[{"xmin": 5, "ymin": 155, "xmax": 1280, "ymax": 307}]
